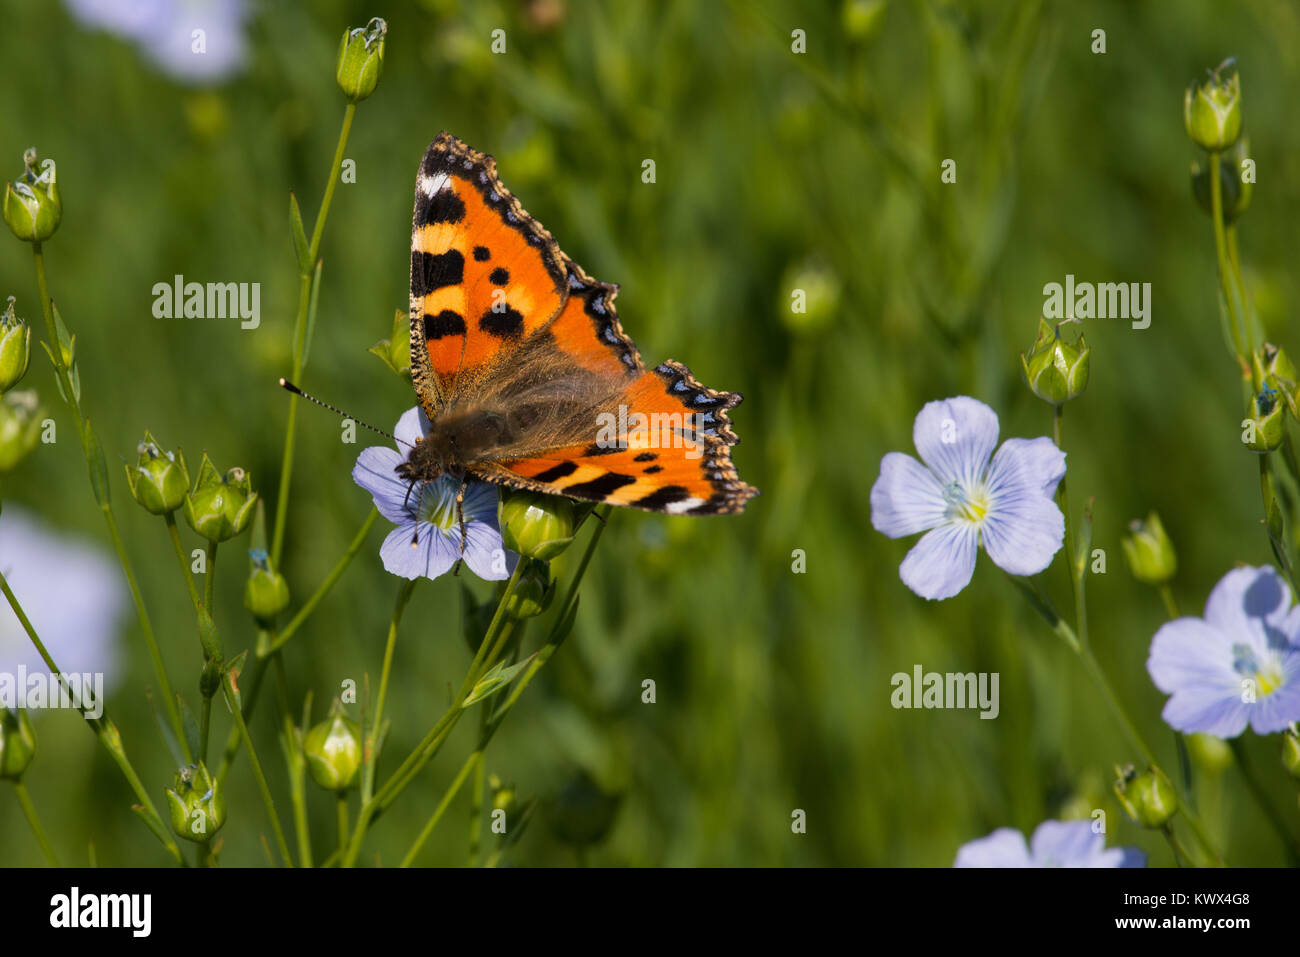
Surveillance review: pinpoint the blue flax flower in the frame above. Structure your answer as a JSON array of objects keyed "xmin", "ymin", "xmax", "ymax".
[
  {"xmin": 352, "ymin": 407, "xmax": 516, "ymax": 582},
  {"xmin": 954, "ymin": 819, "xmax": 1144, "ymax": 868},
  {"xmin": 1147, "ymin": 565, "xmax": 1300, "ymax": 737},
  {"xmin": 871, "ymin": 396, "xmax": 1066, "ymax": 600}
]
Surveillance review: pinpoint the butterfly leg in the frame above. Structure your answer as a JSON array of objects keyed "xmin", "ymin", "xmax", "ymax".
[{"xmin": 451, "ymin": 475, "xmax": 469, "ymax": 576}]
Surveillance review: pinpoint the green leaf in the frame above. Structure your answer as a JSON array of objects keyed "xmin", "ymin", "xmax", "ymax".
[
  {"xmin": 177, "ymin": 694, "xmax": 202, "ymax": 763},
  {"xmin": 84, "ymin": 418, "xmax": 111, "ymax": 506},
  {"xmin": 463, "ymin": 657, "xmax": 532, "ymax": 707},
  {"xmin": 224, "ymin": 650, "xmax": 249, "ymax": 712},
  {"xmin": 302, "ymin": 259, "xmax": 322, "ymax": 369},
  {"xmin": 289, "ymin": 192, "xmax": 311, "ymax": 273},
  {"xmin": 146, "ymin": 687, "xmax": 186, "ymax": 766}
]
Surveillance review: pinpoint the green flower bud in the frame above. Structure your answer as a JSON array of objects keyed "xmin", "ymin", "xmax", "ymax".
[
  {"xmin": 1191, "ymin": 138, "xmax": 1253, "ymax": 223},
  {"xmin": 165, "ymin": 763, "xmax": 226, "ymax": 843},
  {"xmin": 1280, "ymin": 727, "xmax": 1300, "ymax": 780},
  {"xmin": 1113, "ymin": 764, "xmax": 1178, "ymax": 829},
  {"xmin": 304, "ymin": 707, "xmax": 362, "ymax": 792},
  {"xmin": 368, "ymin": 307, "xmax": 412, "ymax": 377},
  {"xmin": 183, "ymin": 454, "xmax": 258, "ymax": 542},
  {"xmin": 1121, "ymin": 511, "xmax": 1178, "ymax": 586},
  {"xmin": 0, "ymin": 389, "xmax": 44, "ymax": 472},
  {"xmin": 499, "ymin": 557, "xmax": 554, "ymax": 619},
  {"xmin": 550, "ymin": 770, "xmax": 621, "ymax": 848},
  {"xmin": 0, "ymin": 707, "xmax": 36, "ymax": 781},
  {"xmin": 3, "ymin": 148, "xmax": 62, "ymax": 243},
  {"xmin": 842, "ymin": 0, "xmax": 888, "ymax": 42},
  {"xmin": 499, "ymin": 489, "xmax": 576, "ymax": 560},
  {"xmin": 779, "ymin": 258, "xmax": 841, "ymax": 335},
  {"xmin": 336, "ymin": 18, "xmax": 387, "ymax": 103},
  {"xmin": 1186, "ymin": 732, "xmax": 1233, "ymax": 775},
  {"xmin": 1254, "ymin": 343, "xmax": 1298, "ymax": 417},
  {"xmin": 1184, "ymin": 60, "xmax": 1242, "ymax": 152},
  {"xmin": 1243, "ymin": 385, "xmax": 1285, "ymax": 453},
  {"xmin": 124, "ymin": 431, "xmax": 189, "ymax": 515},
  {"xmin": 1020, "ymin": 317, "xmax": 1089, "ymax": 405},
  {"xmin": 243, "ymin": 548, "xmax": 290, "ymax": 623},
  {"xmin": 0, "ymin": 297, "xmax": 31, "ymax": 393}
]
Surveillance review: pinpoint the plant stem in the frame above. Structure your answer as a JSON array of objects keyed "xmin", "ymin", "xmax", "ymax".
[
  {"xmin": 30, "ymin": 243, "xmax": 189, "ymax": 761},
  {"xmin": 362, "ymin": 578, "xmax": 416, "ymax": 804},
  {"xmin": 1159, "ymin": 584, "xmax": 1179, "ymax": 620},
  {"xmin": 204, "ymin": 539, "xmax": 218, "ymax": 613},
  {"xmin": 223, "ymin": 670, "xmax": 293, "ymax": 867},
  {"xmin": 1228, "ymin": 738, "xmax": 1300, "ymax": 866},
  {"xmin": 1209, "ymin": 151, "xmax": 1250, "ymax": 367},
  {"xmin": 264, "ymin": 507, "xmax": 378, "ymax": 655},
  {"xmin": 13, "ymin": 782, "xmax": 59, "ymax": 866},
  {"xmin": 337, "ymin": 794, "xmax": 349, "ymax": 854},
  {"xmin": 0, "ymin": 571, "xmax": 183, "ymax": 863},
  {"xmin": 165, "ymin": 512, "xmax": 202, "ymax": 611},
  {"xmin": 271, "ymin": 102, "xmax": 357, "ymax": 567}
]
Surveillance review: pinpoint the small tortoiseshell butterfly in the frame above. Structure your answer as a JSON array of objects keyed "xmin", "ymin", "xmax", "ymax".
[{"xmin": 398, "ymin": 132, "xmax": 757, "ymax": 516}]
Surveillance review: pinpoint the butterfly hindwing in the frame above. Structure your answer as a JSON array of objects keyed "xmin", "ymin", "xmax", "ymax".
[{"xmin": 409, "ymin": 132, "xmax": 568, "ymax": 415}]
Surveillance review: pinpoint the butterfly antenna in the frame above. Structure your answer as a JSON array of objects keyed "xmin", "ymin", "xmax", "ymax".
[{"xmin": 278, "ymin": 378, "xmax": 409, "ymax": 447}]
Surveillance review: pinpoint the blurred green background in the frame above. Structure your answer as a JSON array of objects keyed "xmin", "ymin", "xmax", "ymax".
[{"xmin": 2, "ymin": 0, "xmax": 1299, "ymax": 866}]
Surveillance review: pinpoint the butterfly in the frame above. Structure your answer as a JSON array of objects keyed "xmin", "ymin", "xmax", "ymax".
[{"xmin": 397, "ymin": 132, "xmax": 757, "ymax": 520}]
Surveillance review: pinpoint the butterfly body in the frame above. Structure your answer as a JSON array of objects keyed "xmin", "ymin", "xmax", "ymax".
[{"xmin": 405, "ymin": 132, "xmax": 758, "ymax": 515}]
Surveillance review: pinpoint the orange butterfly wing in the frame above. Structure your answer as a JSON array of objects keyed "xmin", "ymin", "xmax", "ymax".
[
  {"xmin": 406, "ymin": 133, "xmax": 757, "ymax": 515},
  {"xmin": 409, "ymin": 132, "xmax": 567, "ymax": 413}
]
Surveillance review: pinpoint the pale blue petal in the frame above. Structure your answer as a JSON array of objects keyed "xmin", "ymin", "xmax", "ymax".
[
  {"xmin": 458, "ymin": 520, "xmax": 517, "ymax": 581},
  {"xmin": 461, "ymin": 480, "xmax": 503, "ymax": 525},
  {"xmin": 870, "ymin": 452, "xmax": 946, "ymax": 538},
  {"xmin": 1204, "ymin": 565, "xmax": 1290, "ymax": 636},
  {"xmin": 1247, "ymin": 653, "xmax": 1300, "ymax": 733},
  {"xmin": 899, "ymin": 523, "xmax": 978, "ymax": 601},
  {"xmin": 379, "ymin": 523, "xmax": 458, "ymax": 581},
  {"xmin": 1112, "ymin": 847, "xmax": 1147, "ymax": 868},
  {"xmin": 393, "ymin": 405, "xmax": 431, "ymax": 452},
  {"xmin": 980, "ymin": 489, "xmax": 1064, "ymax": 577},
  {"xmin": 1162, "ymin": 691, "xmax": 1250, "ymax": 738},
  {"xmin": 1030, "ymin": 820, "xmax": 1120, "ymax": 868},
  {"xmin": 1147, "ymin": 618, "xmax": 1235, "ymax": 694},
  {"xmin": 986, "ymin": 437, "xmax": 1066, "ymax": 500},
  {"xmin": 352, "ymin": 446, "xmax": 412, "ymax": 524},
  {"xmin": 953, "ymin": 828, "xmax": 1031, "ymax": 868},
  {"xmin": 912, "ymin": 396, "xmax": 999, "ymax": 488}
]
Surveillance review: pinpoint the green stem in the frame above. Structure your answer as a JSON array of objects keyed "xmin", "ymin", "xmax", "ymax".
[
  {"xmin": 215, "ymin": 656, "xmax": 269, "ymax": 784},
  {"xmin": 30, "ymin": 243, "xmax": 189, "ymax": 761},
  {"xmin": 204, "ymin": 539, "xmax": 217, "ymax": 613},
  {"xmin": 1228, "ymin": 738, "xmax": 1300, "ymax": 866},
  {"xmin": 337, "ymin": 794, "xmax": 349, "ymax": 855},
  {"xmin": 1012, "ymin": 574, "xmax": 1224, "ymax": 865},
  {"xmin": 165, "ymin": 512, "xmax": 202, "ymax": 611},
  {"xmin": 401, "ymin": 747, "xmax": 479, "ymax": 867},
  {"xmin": 1158, "ymin": 584, "xmax": 1179, "ymax": 620},
  {"xmin": 13, "ymin": 782, "xmax": 59, "ymax": 866},
  {"xmin": 222, "ymin": 670, "xmax": 294, "ymax": 867},
  {"xmin": 1209, "ymin": 152, "xmax": 1250, "ymax": 368},
  {"xmin": 199, "ymin": 695, "xmax": 211, "ymax": 765},
  {"xmin": 263, "ymin": 507, "xmax": 378, "ymax": 656},
  {"xmin": 1162, "ymin": 824, "xmax": 1190, "ymax": 868},
  {"xmin": 271, "ymin": 102, "xmax": 357, "ymax": 567},
  {"xmin": 0, "ymin": 571, "xmax": 183, "ymax": 864},
  {"xmin": 272, "ymin": 654, "xmax": 311, "ymax": 869},
  {"xmin": 469, "ymin": 709, "xmax": 487, "ymax": 865},
  {"xmin": 362, "ymin": 578, "xmax": 417, "ymax": 804}
]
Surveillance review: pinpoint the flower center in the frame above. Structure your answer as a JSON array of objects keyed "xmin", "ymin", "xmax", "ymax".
[
  {"xmin": 417, "ymin": 480, "xmax": 458, "ymax": 530},
  {"xmin": 942, "ymin": 482, "xmax": 990, "ymax": 526},
  {"xmin": 1231, "ymin": 642, "xmax": 1284, "ymax": 696}
]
